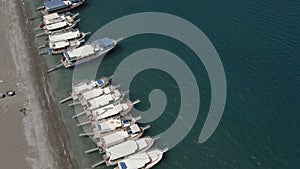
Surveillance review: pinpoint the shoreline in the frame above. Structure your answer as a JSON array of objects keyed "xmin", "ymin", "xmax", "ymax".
[{"xmin": 3, "ymin": 0, "xmax": 76, "ymax": 168}]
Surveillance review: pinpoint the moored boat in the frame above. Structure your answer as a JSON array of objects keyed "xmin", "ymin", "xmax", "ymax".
[
  {"xmin": 90, "ymin": 115, "xmax": 141, "ymax": 136},
  {"xmin": 37, "ymin": 0, "xmax": 85, "ymax": 15},
  {"xmin": 115, "ymin": 148, "xmax": 168, "ymax": 169},
  {"xmin": 47, "ymin": 39, "xmax": 82, "ymax": 55},
  {"xmin": 41, "ymin": 12, "xmax": 79, "ymax": 27},
  {"xmin": 75, "ymin": 99, "xmax": 140, "ymax": 122},
  {"xmin": 47, "ymin": 37, "xmax": 121, "ymax": 72},
  {"xmin": 44, "ymin": 29, "xmax": 89, "ymax": 55},
  {"xmin": 80, "ymin": 115, "xmax": 141, "ymax": 137},
  {"xmin": 96, "ymin": 124, "xmax": 151, "ymax": 150},
  {"xmin": 77, "ymin": 84, "xmax": 121, "ymax": 102},
  {"xmin": 68, "ymin": 87, "xmax": 125, "ymax": 107},
  {"xmin": 84, "ymin": 123, "xmax": 150, "ymax": 154},
  {"xmin": 102, "ymin": 137, "xmax": 156, "ymax": 167},
  {"xmin": 67, "ymin": 84, "xmax": 121, "ymax": 106},
  {"xmin": 59, "ymin": 76, "xmax": 112, "ymax": 104},
  {"xmin": 61, "ymin": 37, "xmax": 120, "ymax": 68},
  {"xmin": 48, "ymin": 28, "xmax": 87, "ymax": 43},
  {"xmin": 76, "ymin": 89, "xmax": 127, "ymax": 109},
  {"xmin": 36, "ymin": 19, "xmax": 80, "ymax": 37}
]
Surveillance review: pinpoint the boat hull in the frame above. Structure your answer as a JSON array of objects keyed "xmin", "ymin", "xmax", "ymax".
[{"xmin": 41, "ymin": 0, "xmax": 85, "ymax": 15}]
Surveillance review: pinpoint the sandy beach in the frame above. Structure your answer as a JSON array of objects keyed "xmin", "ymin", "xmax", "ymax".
[
  {"xmin": 0, "ymin": 1, "xmax": 31, "ymax": 168},
  {"xmin": 0, "ymin": 0, "xmax": 74, "ymax": 168}
]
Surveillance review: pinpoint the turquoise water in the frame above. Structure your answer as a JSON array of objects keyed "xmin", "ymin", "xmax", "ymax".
[{"xmin": 31, "ymin": 0, "xmax": 299, "ymax": 168}]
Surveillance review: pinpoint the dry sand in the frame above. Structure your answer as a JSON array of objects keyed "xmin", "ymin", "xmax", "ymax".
[{"xmin": 0, "ymin": 0, "xmax": 74, "ymax": 168}]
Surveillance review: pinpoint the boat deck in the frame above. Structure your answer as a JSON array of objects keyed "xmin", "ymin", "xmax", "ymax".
[
  {"xmin": 91, "ymin": 102, "xmax": 129, "ymax": 120},
  {"xmin": 49, "ymin": 30, "xmax": 80, "ymax": 42},
  {"xmin": 46, "ymin": 21, "xmax": 67, "ymax": 31}
]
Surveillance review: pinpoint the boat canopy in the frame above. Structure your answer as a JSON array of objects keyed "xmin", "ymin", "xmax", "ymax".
[
  {"xmin": 72, "ymin": 80, "xmax": 98, "ymax": 94},
  {"xmin": 119, "ymin": 162, "xmax": 128, "ymax": 169},
  {"xmin": 88, "ymin": 94, "xmax": 114, "ymax": 109},
  {"xmin": 92, "ymin": 103, "xmax": 125, "ymax": 120},
  {"xmin": 95, "ymin": 38, "xmax": 113, "ymax": 49},
  {"xmin": 103, "ymin": 131, "xmax": 129, "ymax": 145},
  {"xmin": 44, "ymin": 13, "xmax": 60, "ymax": 20},
  {"xmin": 81, "ymin": 88, "xmax": 105, "ymax": 100},
  {"xmin": 107, "ymin": 140, "xmax": 139, "ymax": 160},
  {"xmin": 46, "ymin": 21, "xmax": 67, "ymax": 31},
  {"xmin": 52, "ymin": 41, "xmax": 69, "ymax": 49},
  {"xmin": 44, "ymin": 13, "xmax": 64, "ymax": 25},
  {"xmin": 44, "ymin": 0, "xmax": 68, "ymax": 12},
  {"xmin": 66, "ymin": 44, "xmax": 96, "ymax": 59},
  {"xmin": 49, "ymin": 30, "xmax": 80, "ymax": 42},
  {"xmin": 102, "ymin": 38, "xmax": 113, "ymax": 47},
  {"xmin": 130, "ymin": 124, "xmax": 141, "ymax": 134},
  {"xmin": 97, "ymin": 79, "xmax": 104, "ymax": 86}
]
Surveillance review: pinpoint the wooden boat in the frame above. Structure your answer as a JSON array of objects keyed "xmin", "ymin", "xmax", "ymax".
[
  {"xmin": 44, "ymin": 29, "xmax": 90, "ymax": 55},
  {"xmin": 96, "ymin": 124, "xmax": 151, "ymax": 150},
  {"xmin": 41, "ymin": 12, "xmax": 79, "ymax": 27},
  {"xmin": 36, "ymin": 0, "xmax": 85, "ymax": 15},
  {"xmin": 36, "ymin": 19, "xmax": 80, "ymax": 37},
  {"xmin": 115, "ymin": 148, "xmax": 168, "ymax": 169},
  {"xmin": 59, "ymin": 76, "xmax": 113, "ymax": 104},
  {"xmin": 75, "ymin": 99, "xmax": 140, "ymax": 124},
  {"xmin": 84, "ymin": 123, "xmax": 150, "ymax": 154},
  {"xmin": 79, "ymin": 115, "xmax": 141, "ymax": 137},
  {"xmin": 92, "ymin": 137, "xmax": 156, "ymax": 167},
  {"xmin": 61, "ymin": 37, "xmax": 120, "ymax": 68},
  {"xmin": 68, "ymin": 88, "xmax": 127, "ymax": 108},
  {"xmin": 47, "ymin": 38, "xmax": 122, "ymax": 72}
]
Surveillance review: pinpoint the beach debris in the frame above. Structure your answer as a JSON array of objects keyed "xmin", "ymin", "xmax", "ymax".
[
  {"xmin": 0, "ymin": 80, "xmax": 3, "ymax": 83},
  {"xmin": 0, "ymin": 93, "xmax": 6, "ymax": 98},
  {"xmin": 6, "ymin": 91, "xmax": 16, "ymax": 96},
  {"xmin": 16, "ymin": 82, "xmax": 22, "ymax": 88},
  {"xmin": 20, "ymin": 108, "xmax": 27, "ymax": 115}
]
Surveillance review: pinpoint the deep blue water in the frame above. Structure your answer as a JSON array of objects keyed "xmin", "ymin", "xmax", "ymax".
[{"xmin": 32, "ymin": 0, "xmax": 299, "ymax": 168}]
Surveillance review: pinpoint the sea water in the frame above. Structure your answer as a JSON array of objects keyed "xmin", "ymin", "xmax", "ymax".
[{"xmin": 29, "ymin": 0, "xmax": 300, "ymax": 168}]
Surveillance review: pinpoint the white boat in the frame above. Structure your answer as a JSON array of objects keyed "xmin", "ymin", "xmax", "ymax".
[
  {"xmin": 41, "ymin": 12, "xmax": 79, "ymax": 27},
  {"xmin": 46, "ymin": 19, "xmax": 80, "ymax": 34},
  {"xmin": 97, "ymin": 124, "xmax": 151, "ymax": 150},
  {"xmin": 47, "ymin": 38, "xmax": 121, "ymax": 72},
  {"xmin": 84, "ymin": 123, "xmax": 150, "ymax": 154},
  {"xmin": 59, "ymin": 76, "xmax": 112, "ymax": 104},
  {"xmin": 36, "ymin": 0, "xmax": 85, "ymax": 15},
  {"xmin": 36, "ymin": 19, "xmax": 80, "ymax": 37},
  {"xmin": 80, "ymin": 115, "xmax": 141, "ymax": 137},
  {"xmin": 44, "ymin": 29, "xmax": 89, "ymax": 55},
  {"xmin": 60, "ymin": 37, "xmax": 120, "ymax": 68},
  {"xmin": 48, "ymin": 39, "xmax": 83, "ymax": 55},
  {"xmin": 68, "ymin": 84, "xmax": 121, "ymax": 106},
  {"xmin": 90, "ymin": 115, "xmax": 141, "ymax": 136},
  {"xmin": 48, "ymin": 28, "xmax": 87, "ymax": 43},
  {"xmin": 75, "ymin": 100, "xmax": 140, "ymax": 122},
  {"xmin": 115, "ymin": 148, "xmax": 168, "ymax": 169},
  {"xmin": 102, "ymin": 137, "xmax": 156, "ymax": 166},
  {"xmin": 78, "ymin": 89, "xmax": 127, "ymax": 109}
]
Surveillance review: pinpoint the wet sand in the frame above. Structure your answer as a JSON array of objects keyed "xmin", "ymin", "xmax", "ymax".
[{"xmin": 0, "ymin": 0, "xmax": 74, "ymax": 168}]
